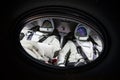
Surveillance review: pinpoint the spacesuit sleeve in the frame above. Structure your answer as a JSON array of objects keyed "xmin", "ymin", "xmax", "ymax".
[
  {"xmin": 57, "ymin": 41, "xmax": 71, "ymax": 65},
  {"xmin": 42, "ymin": 35, "xmax": 55, "ymax": 44},
  {"xmin": 68, "ymin": 41, "xmax": 83, "ymax": 62}
]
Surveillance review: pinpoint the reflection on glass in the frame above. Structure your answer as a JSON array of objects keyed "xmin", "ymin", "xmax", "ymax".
[{"xmin": 20, "ymin": 17, "xmax": 104, "ymax": 67}]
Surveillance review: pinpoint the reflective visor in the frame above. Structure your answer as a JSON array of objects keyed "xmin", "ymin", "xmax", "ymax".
[{"xmin": 76, "ymin": 27, "xmax": 87, "ymax": 37}]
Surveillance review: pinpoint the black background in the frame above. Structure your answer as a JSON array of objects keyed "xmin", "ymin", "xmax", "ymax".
[{"xmin": 1, "ymin": 0, "xmax": 120, "ymax": 80}]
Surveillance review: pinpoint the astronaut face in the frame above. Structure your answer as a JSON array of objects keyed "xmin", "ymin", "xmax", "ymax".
[
  {"xmin": 42, "ymin": 20, "xmax": 52, "ymax": 28},
  {"xmin": 77, "ymin": 27, "xmax": 87, "ymax": 37},
  {"xmin": 74, "ymin": 25, "xmax": 89, "ymax": 41}
]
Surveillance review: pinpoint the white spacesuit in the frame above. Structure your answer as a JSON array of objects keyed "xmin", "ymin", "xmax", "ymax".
[
  {"xmin": 74, "ymin": 24, "xmax": 102, "ymax": 61},
  {"xmin": 21, "ymin": 35, "xmax": 61, "ymax": 62},
  {"xmin": 57, "ymin": 24, "xmax": 102, "ymax": 67},
  {"xmin": 57, "ymin": 40, "xmax": 84, "ymax": 67},
  {"xmin": 20, "ymin": 19, "xmax": 61, "ymax": 63}
]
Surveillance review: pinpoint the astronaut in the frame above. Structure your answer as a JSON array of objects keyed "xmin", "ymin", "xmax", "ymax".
[
  {"xmin": 74, "ymin": 24, "xmax": 102, "ymax": 62},
  {"xmin": 57, "ymin": 24, "xmax": 102, "ymax": 67},
  {"xmin": 20, "ymin": 19, "xmax": 61, "ymax": 63}
]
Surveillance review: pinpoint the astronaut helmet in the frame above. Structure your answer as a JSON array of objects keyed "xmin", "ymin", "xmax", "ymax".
[
  {"xmin": 39, "ymin": 20, "xmax": 54, "ymax": 33},
  {"xmin": 75, "ymin": 24, "xmax": 90, "ymax": 40}
]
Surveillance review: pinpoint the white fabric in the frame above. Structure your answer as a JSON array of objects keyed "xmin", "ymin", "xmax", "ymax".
[
  {"xmin": 76, "ymin": 40, "xmax": 94, "ymax": 61},
  {"xmin": 57, "ymin": 39, "xmax": 101, "ymax": 66},
  {"xmin": 76, "ymin": 39, "xmax": 101, "ymax": 60},
  {"xmin": 57, "ymin": 40, "xmax": 83, "ymax": 65},
  {"xmin": 21, "ymin": 35, "xmax": 61, "ymax": 62},
  {"xmin": 78, "ymin": 36, "xmax": 89, "ymax": 40},
  {"xmin": 31, "ymin": 31, "xmax": 44, "ymax": 41}
]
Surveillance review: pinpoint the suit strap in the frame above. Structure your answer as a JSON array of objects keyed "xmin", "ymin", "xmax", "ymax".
[{"xmin": 77, "ymin": 46, "xmax": 90, "ymax": 63}]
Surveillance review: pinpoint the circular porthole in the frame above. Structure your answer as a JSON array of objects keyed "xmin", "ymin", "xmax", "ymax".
[{"xmin": 16, "ymin": 7, "xmax": 108, "ymax": 70}]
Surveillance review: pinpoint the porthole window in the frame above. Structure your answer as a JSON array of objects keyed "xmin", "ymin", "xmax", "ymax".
[{"xmin": 18, "ymin": 15, "xmax": 104, "ymax": 68}]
